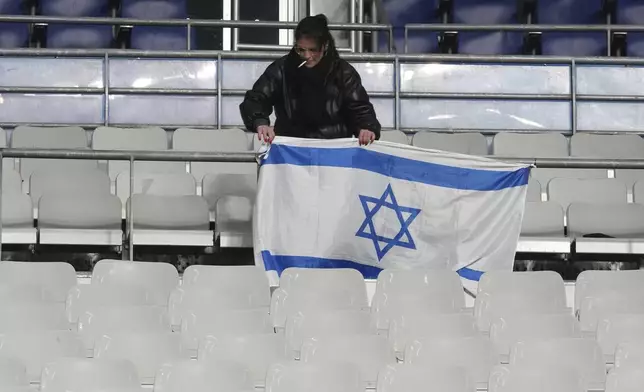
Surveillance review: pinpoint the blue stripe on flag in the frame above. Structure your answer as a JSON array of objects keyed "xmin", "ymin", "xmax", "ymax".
[
  {"xmin": 261, "ymin": 250, "xmax": 484, "ymax": 281},
  {"xmin": 262, "ymin": 144, "xmax": 529, "ymax": 191}
]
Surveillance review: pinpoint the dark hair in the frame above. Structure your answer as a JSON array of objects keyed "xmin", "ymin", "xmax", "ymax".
[{"xmin": 295, "ymin": 14, "xmax": 338, "ymax": 56}]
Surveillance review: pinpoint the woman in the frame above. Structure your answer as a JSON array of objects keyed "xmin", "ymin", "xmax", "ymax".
[{"xmin": 239, "ymin": 14, "xmax": 381, "ymax": 146}]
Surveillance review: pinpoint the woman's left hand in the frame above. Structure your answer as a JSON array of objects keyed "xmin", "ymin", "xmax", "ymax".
[{"xmin": 358, "ymin": 129, "xmax": 376, "ymax": 146}]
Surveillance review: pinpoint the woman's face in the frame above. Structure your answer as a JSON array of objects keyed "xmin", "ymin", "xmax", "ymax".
[{"xmin": 294, "ymin": 37, "xmax": 325, "ymax": 68}]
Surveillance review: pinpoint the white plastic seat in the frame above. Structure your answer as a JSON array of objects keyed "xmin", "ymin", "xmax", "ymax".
[
  {"xmin": 38, "ymin": 193, "xmax": 122, "ymax": 245},
  {"xmin": 127, "ymin": 194, "xmax": 213, "ymax": 246},
  {"xmin": 265, "ymin": 362, "xmax": 363, "ymax": 392},
  {"xmin": 0, "ymin": 331, "xmax": 86, "ymax": 382},
  {"xmin": 575, "ymin": 270, "xmax": 644, "ymax": 312},
  {"xmin": 169, "ymin": 286, "xmax": 270, "ymax": 327},
  {"xmin": 285, "ymin": 310, "xmax": 375, "ymax": 358},
  {"xmin": 202, "ymin": 172, "xmax": 256, "ymax": 247},
  {"xmin": 405, "ymin": 337, "xmax": 500, "ymax": 388},
  {"xmin": 489, "ymin": 364, "xmax": 586, "ymax": 392},
  {"xmin": 1, "ymin": 192, "xmax": 36, "ymax": 244},
  {"xmin": 91, "ymin": 259, "xmax": 180, "ymax": 305},
  {"xmin": 606, "ymin": 367, "xmax": 644, "ymax": 392},
  {"xmin": 615, "ymin": 341, "xmax": 644, "ymax": 369},
  {"xmin": 632, "ymin": 180, "xmax": 644, "ymax": 203},
  {"xmin": 198, "ymin": 334, "xmax": 290, "ymax": 387},
  {"xmin": 579, "ymin": 291, "xmax": 644, "ymax": 333},
  {"xmin": 571, "ymin": 133, "xmax": 644, "ymax": 159},
  {"xmin": 66, "ymin": 284, "xmax": 159, "ymax": 324},
  {"xmin": 412, "ymin": 132, "xmax": 487, "ymax": 155},
  {"xmin": 29, "ymin": 169, "xmax": 111, "ymax": 208},
  {"xmin": 493, "ymin": 133, "xmax": 568, "ymax": 158},
  {"xmin": 372, "ymin": 269, "xmax": 466, "ymax": 330},
  {"xmin": 0, "ymin": 283, "xmax": 57, "ymax": 304},
  {"xmin": 2, "ymin": 167, "xmax": 23, "ymax": 193},
  {"xmin": 0, "ymin": 357, "xmax": 28, "ymax": 388},
  {"xmin": 94, "ymin": 333, "xmax": 190, "ymax": 384},
  {"xmin": 379, "ymin": 130, "xmax": 409, "ymax": 145},
  {"xmin": 115, "ymin": 171, "xmax": 196, "ymax": 216},
  {"xmin": 173, "ymin": 128, "xmax": 254, "ymax": 181},
  {"xmin": 489, "ymin": 314, "xmax": 581, "ymax": 361},
  {"xmin": 509, "ymin": 338, "xmax": 606, "ymax": 390},
  {"xmin": 0, "ymin": 303, "xmax": 68, "ymax": 332},
  {"xmin": 182, "ymin": 265, "xmax": 270, "ymax": 292},
  {"xmin": 180, "ymin": 309, "xmax": 273, "ymax": 355},
  {"xmin": 526, "ymin": 178, "xmax": 542, "ymax": 202},
  {"xmin": 568, "ymin": 203, "xmax": 644, "ymax": 238},
  {"xmin": 92, "ymin": 126, "xmax": 184, "ymax": 180},
  {"xmin": 12, "ymin": 126, "xmax": 96, "ymax": 180},
  {"xmin": 270, "ymin": 288, "xmax": 368, "ymax": 330},
  {"xmin": 389, "ymin": 313, "xmax": 478, "ymax": 357},
  {"xmin": 280, "ymin": 268, "xmax": 368, "ymax": 301},
  {"xmin": 0, "ymin": 261, "xmax": 76, "ymax": 302},
  {"xmin": 40, "ymin": 358, "xmax": 142, "ymax": 392},
  {"xmin": 598, "ymin": 314, "xmax": 644, "ymax": 363},
  {"xmin": 301, "ymin": 335, "xmax": 396, "ymax": 388},
  {"xmin": 154, "ymin": 360, "xmax": 254, "ymax": 392},
  {"xmin": 377, "ymin": 364, "xmax": 476, "ymax": 392},
  {"xmin": 78, "ymin": 306, "xmax": 171, "ymax": 355},
  {"xmin": 548, "ymin": 178, "xmax": 627, "ymax": 209},
  {"xmin": 521, "ymin": 202, "xmax": 565, "ymax": 237}
]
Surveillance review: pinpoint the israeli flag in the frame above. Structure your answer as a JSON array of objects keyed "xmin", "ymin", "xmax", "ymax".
[{"xmin": 254, "ymin": 137, "xmax": 530, "ymax": 286}]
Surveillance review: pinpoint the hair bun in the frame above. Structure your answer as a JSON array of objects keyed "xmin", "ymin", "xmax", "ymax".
[{"xmin": 314, "ymin": 14, "xmax": 329, "ymax": 27}]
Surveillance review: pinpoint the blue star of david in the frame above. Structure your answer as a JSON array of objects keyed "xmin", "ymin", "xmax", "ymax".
[{"xmin": 355, "ymin": 184, "xmax": 421, "ymax": 261}]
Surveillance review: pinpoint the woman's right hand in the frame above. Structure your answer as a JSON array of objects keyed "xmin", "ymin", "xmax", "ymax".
[{"xmin": 257, "ymin": 125, "xmax": 276, "ymax": 144}]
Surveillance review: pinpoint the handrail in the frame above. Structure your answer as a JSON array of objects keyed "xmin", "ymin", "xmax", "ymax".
[
  {"xmin": 405, "ymin": 23, "xmax": 644, "ymax": 32},
  {"xmin": 0, "ymin": 148, "xmax": 257, "ymax": 162}
]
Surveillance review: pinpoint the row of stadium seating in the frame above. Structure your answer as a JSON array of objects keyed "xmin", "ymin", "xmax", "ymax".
[
  {"xmin": 0, "ymin": 261, "xmax": 643, "ymax": 391},
  {"xmin": 0, "ymin": 0, "xmax": 191, "ymax": 49}
]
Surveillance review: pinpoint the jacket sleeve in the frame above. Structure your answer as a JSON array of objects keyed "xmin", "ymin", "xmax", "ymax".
[
  {"xmin": 239, "ymin": 61, "xmax": 281, "ymax": 132},
  {"xmin": 342, "ymin": 64, "xmax": 382, "ymax": 139}
]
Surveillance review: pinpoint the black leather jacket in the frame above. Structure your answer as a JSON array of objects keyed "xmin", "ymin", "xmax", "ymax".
[{"xmin": 239, "ymin": 51, "xmax": 381, "ymax": 140}]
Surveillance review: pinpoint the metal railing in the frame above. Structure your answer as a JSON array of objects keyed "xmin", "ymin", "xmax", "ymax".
[
  {"xmin": 2, "ymin": 149, "xmax": 644, "ymax": 258},
  {"xmin": 0, "ymin": 15, "xmax": 394, "ymax": 53}
]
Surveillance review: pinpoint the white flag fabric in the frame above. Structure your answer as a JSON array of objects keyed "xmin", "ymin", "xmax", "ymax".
[{"xmin": 254, "ymin": 137, "xmax": 531, "ymax": 284}]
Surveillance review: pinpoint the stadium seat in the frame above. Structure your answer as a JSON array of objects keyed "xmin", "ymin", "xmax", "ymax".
[
  {"xmin": 266, "ymin": 362, "xmax": 363, "ymax": 392},
  {"xmin": 509, "ymin": 338, "xmax": 606, "ymax": 390},
  {"xmin": 568, "ymin": 203, "xmax": 644, "ymax": 253},
  {"xmin": 172, "ymin": 128, "xmax": 253, "ymax": 181},
  {"xmin": 579, "ymin": 291, "xmax": 644, "ymax": 333},
  {"xmin": 94, "ymin": 333, "xmax": 190, "ymax": 384},
  {"xmin": 12, "ymin": 126, "xmax": 95, "ymax": 182},
  {"xmin": 405, "ymin": 337, "xmax": 500, "ymax": 388},
  {"xmin": 92, "ymin": 126, "xmax": 184, "ymax": 181},
  {"xmin": 181, "ymin": 265, "xmax": 270, "ymax": 290},
  {"xmin": 0, "ymin": 357, "xmax": 29, "ymax": 389},
  {"xmin": 571, "ymin": 133, "xmax": 644, "ymax": 158},
  {"xmin": 0, "ymin": 331, "xmax": 86, "ymax": 382},
  {"xmin": 77, "ymin": 305, "xmax": 171, "ymax": 355},
  {"xmin": 615, "ymin": 341, "xmax": 644, "ymax": 368},
  {"xmin": 169, "ymin": 286, "xmax": 270, "ymax": 327},
  {"xmin": 575, "ymin": 270, "xmax": 644, "ymax": 312},
  {"xmin": 40, "ymin": 358, "xmax": 142, "ymax": 392},
  {"xmin": 30, "ymin": 169, "xmax": 111, "ymax": 206},
  {"xmin": 488, "ymin": 364, "xmax": 586, "ymax": 392},
  {"xmin": 0, "ymin": 284, "xmax": 58, "ymax": 304},
  {"xmin": 130, "ymin": 26, "xmax": 193, "ymax": 50},
  {"xmin": 301, "ymin": 335, "xmax": 396, "ymax": 388},
  {"xmin": 606, "ymin": 367, "xmax": 644, "ymax": 392},
  {"xmin": 202, "ymin": 172, "xmax": 255, "ymax": 247},
  {"xmin": 526, "ymin": 178, "xmax": 542, "ymax": 202},
  {"xmin": 0, "ymin": 304, "xmax": 69, "ymax": 332},
  {"xmin": 180, "ymin": 309, "xmax": 273, "ymax": 356},
  {"xmin": 548, "ymin": 178, "xmax": 627, "ymax": 208},
  {"xmin": 155, "ymin": 360, "xmax": 254, "ymax": 392},
  {"xmin": 493, "ymin": 132, "xmax": 568, "ymax": 157},
  {"xmin": 0, "ymin": 1, "xmax": 29, "ymax": 49},
  {"xmin": 538, "ymin": 0, "xmax": 608, "ymax": 56},
  {"xmin": 284, "ymin": 310, "xmax": 375, "ymax": 359},
  {"xmin": 126, "ymin": 194, "xmax": 213, "ymax": 246},
  {"xmin": 411, "ymin": 132, "xmax": 488, "ymax": 155},
  {"xmin": 38, "ymin": 192, "xmax": 122, "ymax": 245},
  {"xmin": 616, "ymin": 0, "xmax": 644, "ymax": 24},
  {"xmin": 66, "ymin": 284, "xmax": 159, "ymax": 324},
  {"xmin": 389, "ymin": 313, "xmax": 478, "ymax": 357},
  {"xmin": 198, "ymin": 334, "xmax": 290, "ymax": 388},
  {"xmin": 489, "ymin": 314, "xmax": 581, "ymax": 361},
  {"xmin": 372, "ymin": 269, "xmax": 465, "ymax": 330},
  {"xmin": 597, "ymin": 314, "xmax": 644, "ymax": 364},
  {"xmin": 280, "ymin": 267, "xmax": 368, "ymax": 303},
  {"xmin": 2, "ymin": 167, "xmax": 22, "ymax": 192},
  {"xmin": 379, "ymin": 130, "xmax": 409, "ymax": 145},
  {"xmin": 115, "ymin": 172, "xmax": 197, "ymax": 212},
  {"xmin": 0, "ymin": 261, "xmax": 76, "ymax": 302},
  {"xmin": 1, "ymin": 193, "xmax": 37, "ymax": 244},
  {"xmin": 42, "ymin": 0, "xmax": 113, "ymax": 49},
  {"xmin": 458, "ymin": 32, "xmax": 525, "ymax": 55},
  {"xmin": 520, "ymin": 202, "xmax": 565, "ymax": 236},
  {"xmin": 377, "ymin": 364, "xmax": 476, "ymax": 392},
  {"xmin": 121, "ymin": 0, "xmax": 187, "ymax": 18},
  {"xmin": 91, "ymin": 259, "xmax": 179, "ymax": 304}
]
